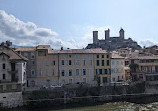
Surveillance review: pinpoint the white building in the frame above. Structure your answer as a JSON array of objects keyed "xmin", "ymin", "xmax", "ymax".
[
  {"xmin": 0, "ymin": 42, "xmax": 27, "ymax": 107},
  {"xmin": 111, "ymin": 53, "xmax": 125, "ymax": 85}
]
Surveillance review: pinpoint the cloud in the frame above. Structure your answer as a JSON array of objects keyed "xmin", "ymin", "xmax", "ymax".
[
  {"xmin": 0, "ymin": 10, "xmax": 111, "ymax": 49},
  {"xmin": 0, "ymin": 10, "xmax": 66, "ymax": 49},
  {"xmin": 139, "ymin": 39, "xmax": 158, "ymax": 47}
]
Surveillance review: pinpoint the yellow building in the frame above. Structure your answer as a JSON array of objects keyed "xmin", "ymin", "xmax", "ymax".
[{"xmin": 94, "ymin": 51, "xmax": 111, "ymax": 86}]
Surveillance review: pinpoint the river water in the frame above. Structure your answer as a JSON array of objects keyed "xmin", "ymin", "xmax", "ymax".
[{"xmin": 19, "ymin": 102, "xmax": 158, "ymax": 111}]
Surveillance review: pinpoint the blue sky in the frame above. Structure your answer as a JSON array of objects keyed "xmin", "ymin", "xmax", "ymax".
[{"xmin": 0, "ymin": 0, "xmax": 158, "ymax": 48}]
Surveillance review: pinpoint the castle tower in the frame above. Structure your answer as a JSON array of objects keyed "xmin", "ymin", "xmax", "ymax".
[
  {"xmin": 93, "ymin": 31, "xmax": 98, "ymax": 44},
  {"xmin": 105, "ymin": 29, "xmax": 110, "ymax": 40},
  {"xmin": 119, "ymin": 28, "xmax": 124, "ymax": 39}
]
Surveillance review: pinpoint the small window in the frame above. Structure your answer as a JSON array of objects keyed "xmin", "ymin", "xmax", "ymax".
[
  {"xmin": 53, "ymin": 61, "xmax": 56, "ymax": 66},
  {"xmin": 102, "ymin": 55, "xmax": 104, "ymax": 58},
  {"xmin": 83, "ymin": 69, "xmax": 86, "ymax": 75},
  {"xmin": 97, "ymin": 55, "xmax": 99, "ymax": 58},
  {"xmin": 69, "ymin": 79, "xmax": 72, "ymax": 84},
  {"xmin": 68, "ymin": 54, "xmax": 72, "ymax": 58},
  {"xmin": 107, "ymin": 60, "xmax": 109, "ymax": 66},
  {"xmin": 32, "ymin": 60, "xmax": 35, "ymax": 65},
  {"xmin": 69, "ymin": 70, "xmax": 72, "ymax": 76},
  {"xmin": 3, "ymin": 74, "xmax": 5, "ymax": 79},
  {"xmin": 97, "ymin": 60, "xmax": 99, "ymax": 66},
  {"xmin": 69, "ymin": 60, "xmax": 72, "ymax": 65},
  {"xmin": 76, "ymin": 69, "xmax": 79, "ymax": 75},
  {"xmin": 83, "ymin": 78, "xmax": 86, "ymax": 83},
  {"xmin": 62, "ymin": 70, "xmax": 65, "ymax": 76},
  {"xmin": 102, "ymin": 60, "xmax": 104, "ymax": 66},
  {"xmin": 107, "ymin": 55, "xmax": 109, "ymax": 58},
  {"xmin": 3, "ymin": 63, "xmax": 5, "ymax": 69},
  {"xmin": 62, "ymin": 60, "xmax": 64, "ymax": 65}
]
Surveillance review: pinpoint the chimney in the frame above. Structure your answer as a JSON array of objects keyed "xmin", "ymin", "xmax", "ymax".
[
  {"xmin": 105, "ymin": 29, "xmax": 110, "ymax": 40},
  {"xmin": 93, "ymin": 31, "xmax": 98, "ymax": 44}
]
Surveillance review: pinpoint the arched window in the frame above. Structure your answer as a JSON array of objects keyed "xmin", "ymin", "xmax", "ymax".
[{"xmin": 2, "ymin": 63, "xmax": 5, "ymax": 69}]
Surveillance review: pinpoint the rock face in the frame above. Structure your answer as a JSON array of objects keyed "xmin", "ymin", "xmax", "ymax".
[{"xmin": 86, "ymin": 28, "xmax": 141, "ymax": 51}]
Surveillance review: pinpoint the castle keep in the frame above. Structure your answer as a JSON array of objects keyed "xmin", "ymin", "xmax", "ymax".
[{"xmin": 86, "ymin": 28, "xmax": 141, "ymax": 51}]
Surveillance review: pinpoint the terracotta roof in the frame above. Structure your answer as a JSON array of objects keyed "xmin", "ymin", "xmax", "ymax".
[
  {"xmin": 15, "ymin": 47, "xmax": 36, "ymax": 52},
  {"xmin": 0, "ymin": 45, "xmax": 28, "ymax": 61},
  {"xmin": 57, "ymin": 48, "xmax": 107, "ymax": 54},
  {"xmin": 112, "ymin": 53, "xmax": 124, "ymax": 59},
  {"xmin": 130, "ymin": 56, "xmax": 158, "ymax": 60},
  {"xmin": 36, "ymin": 45, "xmax": 50, "ymax": 49}
]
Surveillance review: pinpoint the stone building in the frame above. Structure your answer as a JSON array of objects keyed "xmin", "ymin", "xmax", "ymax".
[
  {"xmin": 111, "ymin": 53, "xmax": 125, "ymax": 85},
  {"xmin": 86, "ymin": 28, "xmax": 141, "ymax": 51},
  {"xmin": 15, "ymin": 47, "xmax": 37, "ymax": 91},
  {"xmin": 0, "ymin": 42, "xmax": 27, "ymax": 107}
]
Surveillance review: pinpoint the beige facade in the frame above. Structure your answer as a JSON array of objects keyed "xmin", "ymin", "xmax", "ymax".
[{"xmin": 35, "ymin": 45, "xmax": 59, "ymax": 88}]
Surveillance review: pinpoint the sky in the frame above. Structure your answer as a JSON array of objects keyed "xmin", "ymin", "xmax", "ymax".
[{"xmin": 0, "ymin": 0, "xmax": 158, "ymax": 49}]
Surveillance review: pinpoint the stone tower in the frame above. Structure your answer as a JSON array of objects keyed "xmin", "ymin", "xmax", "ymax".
[
  {"xmin": 119, "ymin": 28, "xmax": 124, "ymax": 39},
  {"xmin": 93, "ymin": 31, "xmax": 98, "ymax": 44},
  {"xmin": 105, "ymin": 29, "xmax": 110, "ymax": 40}
]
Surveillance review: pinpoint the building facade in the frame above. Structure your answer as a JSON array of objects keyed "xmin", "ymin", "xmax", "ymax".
[{"xmin": 0, "ymin": 42, "xmax": 27, "ymax": 107}]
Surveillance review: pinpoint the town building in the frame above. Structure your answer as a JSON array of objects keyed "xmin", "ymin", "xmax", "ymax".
[
  {"xmin": 15, "ymin": 47, "xmax": 36, "ymax": 90},
  {"xmin": 94, "ymin": 51, "xmax": 111, "ymax": 86},
  {"xmin": 0, "ymin": 41, "xmax": 27, "ymax": 107},
  {"xmin": 111, "ymin": 53, "xmax": 125, "ymax": 85},
  {"xmin": 86, "ymin": 28, "xmax": 141, "ymax": 51},
  {"xmin": 143, "ymin": 45, "xmax": 158, "ymax": 55},
  {"xmin": 130, "ymin": 56, "xmax": 158, "ymax": 82}
]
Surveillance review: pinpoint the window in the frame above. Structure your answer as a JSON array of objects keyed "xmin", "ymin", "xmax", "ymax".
[
  {"xmin": 97, "ymin": 60, "xmax": 99, "ymax": 66},
  {"xmin": 89, "ymin": 60, "xmax": 92, "ymax": 65},
  {"xmin": 112, "ymin": 77, "xmax": 115, "ymax": 82},
  {"xmin": 38, "ymin": 69, "xmax": 42, "ymax": 76},
  {"xmin": 68, "ymin": 54, "xmax": 71, "ymax": 58},
  {"xmin": 61, "ymin": 70, "xmax": 65, "ymax": 76},
  {"xmin": 52, "ymin": 55, "xmax": 56, "ymax": 59},
  {"xmin": 24, "ymin": 52, "xmax": 28, "ymax": 58},
  {"xmin": 69, "ymin": 60, "xmax": 72, "ymax": 65},
  {"xmin": 83, "ymin": 60, "xmax": 86, "ymax": 66},
  {"xmin": 31, "ymin": 70, "xmax": 35, "ymax": 76},
  {"xmin": 31, "ymin": 52, "xmax": 35, "ymax": 59},
  {"xmin": 104, "ymin": 69, "xmax": 107, "ymax": 74},
  {"xmin": 76, "ymin": 69, "xmax": 79, "ymax": 75},
  {"xmin": 3, "ymin": 74, "xmax": 5, "ymax": 79},
  {"xmin": 107, "ymin": 60, "xmax": 109, "ymax": 66},
  {"xmin": 76, "ymin": 60, "xmax": 80, "ymax": 65},
  {"xmin": 102, "ymin": 55, "xmax": 104, "ymax": 58},
  {"xmin": 102, "ymin": 60, "xmax": 104, "ymax": 66},
  {"xmin": 103, "ymin": 77, "xmax": 107, "ymax": 83},
  {"xmin": 39, "ymin": 61, "xmax": 42, "ymax": 66},
  {"xmin": 83, "ymin": 78, "xmax": 86, "ymax": 83},
  {"xmin": 99, "ymin": 69, "xmax": 102, "ymax": 74},
  {"xmin": 83, "ymin": 69, "xmax": 86, "ymax": 75},
  {"xmin": 76, "ymin": 78, "xmax": 80, "ymax": 83},
  {"xmin": 32, "ymin": 60, "xmax": 35, "ymax": 65},
  {"xmin": 69, "ymin": 70, "xmax": 72, "ymax": 76},
  {"xmin": 2, "ymin": 63, "xmax": 5, "ymax": 69},
  {"xmin": 69, "ymin": 79, "xmax": 72, "ymax": 84},
  {"xmin": 52, "ymin": 69, "xmax": 55, "ymax": 76},
  {"xmin": 107, "ymin": 55, "xmax": 109, "ymax": 58},
  {"xmin": 53, "ymin": 61, "xmax": 56, "ymax": 66},
  {"xmin": 62, "ymin": 60, "xmax": 64, "ymax": 65},
  {"xmin": 97, "ymin": 55, "xmax": 99, "ymax": 58}
]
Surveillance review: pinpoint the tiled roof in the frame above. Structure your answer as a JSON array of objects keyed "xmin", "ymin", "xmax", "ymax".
[
  {"xmin": 36, "ymin": 45, "xmax": 50, "ymax": 49},
  {"xmin": 15, "ymin": 47, "xmax": 36, "ymax": 52},
  {"xmin": 0, "ymin": 45, "xmax": 28, "ymax": 61},
  {"xmin": 57, "ymin": 48, "xmax": 107, "ymax": 54},
  {"xmin": 130, "ymin": 56, "xmax": 158, "ymax": 60},
  {"xmin": 112, "ymin": 53, "xmax": 124, "ymax": 59}
]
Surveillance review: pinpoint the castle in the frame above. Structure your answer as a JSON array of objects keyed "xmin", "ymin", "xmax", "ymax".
[{"xmin": 86, "ymin": 28, "xmax": 141, "ymax": 51}]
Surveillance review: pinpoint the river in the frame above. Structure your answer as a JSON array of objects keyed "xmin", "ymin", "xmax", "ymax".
[{"xmin": 17, "ymin": 102, "xmax": 158, "ymax": 111}]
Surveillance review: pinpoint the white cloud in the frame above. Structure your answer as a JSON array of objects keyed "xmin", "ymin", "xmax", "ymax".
[
  {"xmin": 0, "ymin": 10, "xmax": 112, "ymax": 49},
  {"xmin": 139, "ymin": 39, "xmax": 158, "ymax": 47}
]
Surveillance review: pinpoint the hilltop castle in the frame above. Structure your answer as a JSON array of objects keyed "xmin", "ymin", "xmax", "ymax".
[{"xmin": 86, "ymin": 28, "xmax": 141, "ymax": 51}]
